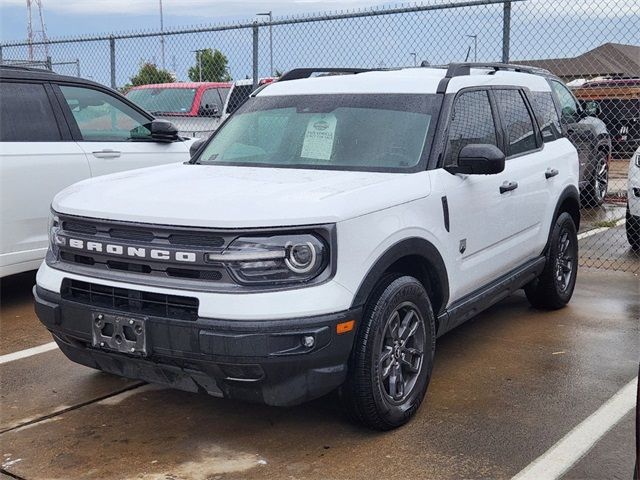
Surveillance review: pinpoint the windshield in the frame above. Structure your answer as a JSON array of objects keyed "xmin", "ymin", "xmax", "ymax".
[
  {"xmin": 196, "ymin": 94, "xmax": 439, "ymax": 172},
  {"xmin": 126, "ymin": 87, "xmax": 198, "ymax": 114}
]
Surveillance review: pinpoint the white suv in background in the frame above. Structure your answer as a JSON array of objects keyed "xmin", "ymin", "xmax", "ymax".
[
  {"xmin": 0, "ymin": 66, "xmax": 193, "ymax": 278},
  {"xmin": 627, "ymin": 147, "xmax": 640, "ymax": 249},
  {"xmin": 35, "ymin": 64, "xmax": 581, "ymax": 430}
]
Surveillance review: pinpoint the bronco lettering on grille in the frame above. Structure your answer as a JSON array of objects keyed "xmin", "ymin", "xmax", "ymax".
[{"xmin": 67, "ymin": 238, "xmax": 198, "ymax": 263}]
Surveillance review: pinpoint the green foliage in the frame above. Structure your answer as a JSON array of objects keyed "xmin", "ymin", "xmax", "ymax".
[
  {"xmin": 130, "ymin": 62, "xmax": 174, "ymax": 86},
  {"xmin": 188, "ymin": 49, "xmax": 232, "ymax": 82}
]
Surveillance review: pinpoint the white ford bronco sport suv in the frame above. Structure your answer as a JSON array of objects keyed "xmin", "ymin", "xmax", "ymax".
[{"xmin": 35, "ymin": 64, "xmax": 581, "ymax": 430}]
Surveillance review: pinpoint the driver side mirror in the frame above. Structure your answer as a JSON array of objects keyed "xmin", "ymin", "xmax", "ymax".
[
  {"xmin": 198, "ymin": 104, "xmax": 220, "ymax": 117},
  {"xmin": 149, "ymin": 119, "xmax": 179, "ymax": 142},
  {"xmin": 582, "ymin": 100, "xmax": 600, "ymax": 117},
  {"xmin": 446, "ymin": 144, "xmax": 505, "ymax": 175},
  {"xmin": 189, "ymin": 138, "xmax": 207, "ymax": 158}
]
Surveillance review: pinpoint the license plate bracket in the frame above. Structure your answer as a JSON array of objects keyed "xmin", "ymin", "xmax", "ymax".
[{"xmin": 92, "ymin": 313, "xmax": 147, "ymax": 356}]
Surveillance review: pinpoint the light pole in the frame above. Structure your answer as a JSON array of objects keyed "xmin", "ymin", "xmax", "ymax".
[
  {"xmin": 159, "ymin": 0, "xmax": 165, "ymax": 69},
  {"xmin": 257, "ymin": 11, "xmax": 273, "ymax": 76},
  {"xmin": 466, "ymin": 34, "xmax": 477, "ymax": 62},
  {"xmin": 192, "ymin": 49, "xmax": 205, "ymax": 82},
  {"xmin": 410, "ymin": 52, "xmax": 417, "ymax": 67}
]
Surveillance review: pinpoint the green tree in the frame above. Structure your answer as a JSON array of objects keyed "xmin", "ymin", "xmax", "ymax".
[
  {"xmin": 130, "ymin": 62, "xmax": 174, "ymax": 86},
  {"xmin": 188, "ymin": 49, "xmax": 232, "ymax": 82}
]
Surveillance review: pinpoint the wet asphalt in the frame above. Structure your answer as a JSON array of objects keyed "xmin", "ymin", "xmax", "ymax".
[{"xmin": 0, "ymin": 233, "xmax": 638, "ymax": 479}]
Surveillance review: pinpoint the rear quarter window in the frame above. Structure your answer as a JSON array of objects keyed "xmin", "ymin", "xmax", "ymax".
[
  {"xmin": 0, "ymin": 82, "xmax": 62, "ymax": 142},
  {"xmin": 531, "ymin": 91, "xmax": 562, "ymax": 142}
]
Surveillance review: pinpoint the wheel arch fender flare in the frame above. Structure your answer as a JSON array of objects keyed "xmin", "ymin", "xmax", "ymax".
[
  {"xmin": 549, "ymin": 185, "xmax": 581, "ymax": 244},
  {"xmin": 350, "ymin": 237, "xmax": 450, "ymax": 316}
]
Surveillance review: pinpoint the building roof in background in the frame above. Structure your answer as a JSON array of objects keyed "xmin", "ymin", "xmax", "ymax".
[{"xmin": 515, "ymin": 43, "xmax": 640, "ymax": 79}]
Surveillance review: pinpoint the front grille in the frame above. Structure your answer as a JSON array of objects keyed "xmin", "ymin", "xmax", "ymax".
[
  {"xmin": 60, "ymin": 217, "xmax": 226, "ymax": 247},
  {"xmin": 56, "ymin": 215, "xmax": 231, "ymax": 284},
  {"xmin": 61, "ymin": 279, "xmax": 199, "ymax": 321}
]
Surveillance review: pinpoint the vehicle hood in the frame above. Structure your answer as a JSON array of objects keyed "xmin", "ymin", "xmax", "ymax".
[{"xmin": 53, "ymin": 164, "xmax": 431, "ymax": 228}]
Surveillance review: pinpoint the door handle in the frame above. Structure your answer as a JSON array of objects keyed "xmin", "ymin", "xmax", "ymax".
[
  {"xmin": 500, "ymin": 181, "xmax": 518, "ymax": 194},
  {"xmin": 92, "ymin": 149, "xmax": 121, "ymax": 159},
  {"xmin": 545, "ymin": 168, "xmax": 559, "ymax": 179}
]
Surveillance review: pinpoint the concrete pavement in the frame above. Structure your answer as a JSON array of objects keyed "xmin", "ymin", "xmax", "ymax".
[{"xmin": 0, "ymin": 265, "xmax": 637, "ymax": 479}]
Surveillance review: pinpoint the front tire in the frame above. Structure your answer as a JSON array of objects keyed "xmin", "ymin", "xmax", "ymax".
[
  {"xmin": 525, "ymin": 212, "xmax": 578, "ymax": 310},
  {"xmin": 582, "ymin": 154, "xmax": 608, "ymax": 207},
  {"xmin": 341, "ymin": 275, "xmax": 435, "ymax": 430},
  {"xmin": 627, "ymin": 203, "xmax": 640, "ymax": 251}
]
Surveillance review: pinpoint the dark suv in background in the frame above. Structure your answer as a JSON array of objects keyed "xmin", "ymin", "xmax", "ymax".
[
  {"xmin": 547, "ymin": 77, "xmax": 611, "ymax": 206},
  {"xmin": 575, "ymin": 77, "xmax": 640, "ymax": 158}
]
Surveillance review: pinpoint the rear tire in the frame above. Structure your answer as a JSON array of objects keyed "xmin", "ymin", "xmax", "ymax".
[
  {"xmin": 525, "ymin": 212, "xmax": 578, "ymax": 310},
  {"xmin": 627, "ymin": 203, "xmax": 640, "ymax": 251},
  {"xmin": 341, "ymin": 274, "xmax": 435, "ymax": 430}
]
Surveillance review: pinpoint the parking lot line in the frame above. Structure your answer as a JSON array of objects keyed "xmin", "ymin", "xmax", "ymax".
[
  {"xmin": 0, "ymin": 342, "xmax": 58, "ymax": 365},
  {"xmin": 511, "ymin": 376, "xmax": 638, "ymax": 480},
  {"xmin": 577, "ymin": 218, "xmax": 626, "ymax": 240}
]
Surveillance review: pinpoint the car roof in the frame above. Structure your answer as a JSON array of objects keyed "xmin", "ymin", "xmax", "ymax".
[
  {"xmin": 579, "ymin": 77, "xmax": 640, "ymax": 88},
  {"xmin": 0, "ymin": 65, "xmax": 109, "ymax": 90},
  {"xmin": 257, "ymin": 67, "xmax": 552, "ymax": 97},
  {"xmin": 128, "ymin": 82, "xmax": 232, "ymax": 90}
]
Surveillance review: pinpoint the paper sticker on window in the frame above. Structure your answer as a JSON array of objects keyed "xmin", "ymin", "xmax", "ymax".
[{"xmin": 301, "ymin": 114, "xmax": 337, "ymax": 161}]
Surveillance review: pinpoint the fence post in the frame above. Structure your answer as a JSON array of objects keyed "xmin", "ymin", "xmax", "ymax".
[
  {"xmin": 45, "ymin": 55, "xmax": 52, "ymax": 70},
  {"xmin": 109, "ymin": 36, "xmax": 116, "ymax": 89},
  {"xmin": 252, "ymin": 22, "xmax": 259, "ymax": 90},
  {"xmin": 502, "ymin": 1, "xmax": 511, "ymax": 63},
  {"xmin": 0, "ymin": 45, "xmax": 3, "ymax": 65}
]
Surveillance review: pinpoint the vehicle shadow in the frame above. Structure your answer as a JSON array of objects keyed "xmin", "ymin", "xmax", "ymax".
[{"xmin": 0, "ymin": 270, "xmax": 37, "ymax": 312}]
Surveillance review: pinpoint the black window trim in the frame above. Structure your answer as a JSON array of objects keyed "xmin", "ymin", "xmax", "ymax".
[
  {"xmin": 0, "ymin": 78, "xmax": 71, "ymax": 142},
  {"xmin": 50, "ymin": 81, "xmax": 158, "ymax": 143}
]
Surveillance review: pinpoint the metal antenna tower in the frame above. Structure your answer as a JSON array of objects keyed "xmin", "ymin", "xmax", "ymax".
[{"xmin": 26, "ymin": 0, "xmax": 49, "ymax": 62}]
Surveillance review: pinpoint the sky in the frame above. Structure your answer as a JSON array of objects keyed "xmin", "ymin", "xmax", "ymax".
[
  {"xmin": 0, "ymin": 0, "xmax": 638, "ymax": 88},
  {"xmin": 0, "ymin": 0, "xmax": 395, "ymax": 41}
]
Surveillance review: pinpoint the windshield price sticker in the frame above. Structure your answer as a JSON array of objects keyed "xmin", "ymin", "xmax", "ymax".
[{"xmin": 301, "ymin": 114, "xmax": 337, "ymax": 161}]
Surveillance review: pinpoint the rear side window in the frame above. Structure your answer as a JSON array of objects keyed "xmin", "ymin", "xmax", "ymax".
[
  {"xmin": 531, "ymin": 91, "xmax": 562, "ymax": 142},
  {"xmin": 493, "ymin": 89, "xmax": 538, "ymax": 157},
  {"xmin": 445, "ymin": 90, "xmax": 498, "ymax": 164},
  {"xmin": 0, "ymin": 82, "xmax": 61, "ymax": 142},
  {"xmin": 200, "ymin": 88, "xmax": 224, "ymax": 115}
]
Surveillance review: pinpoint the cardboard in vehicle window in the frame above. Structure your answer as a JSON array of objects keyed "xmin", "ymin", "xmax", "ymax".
[{"xmin": 301, "ymin": 114, "xmax": 337, "ymax": 161}]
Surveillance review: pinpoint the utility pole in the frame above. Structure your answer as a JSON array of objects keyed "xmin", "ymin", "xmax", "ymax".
[
  {"xmin": 409, "ymin": 52, "xmax": 417, "ymax": 67},
  {"xmin": 466, "ymin": 34, "xmax": 477, "ymax": 62},
  {"xmin": 192, "ymin": 49, "xmax": 205, "ymax": 82},
  {"xmin": 257, "ymin": 11, "xmax": 273, "ymax": 76},
  {"xmin": 502, "ymin": 1, "xmax": 512, "ymax": 63},
  {"xmin": 159, "ymin": 0, "xmax": 165, "ymax": 69}
]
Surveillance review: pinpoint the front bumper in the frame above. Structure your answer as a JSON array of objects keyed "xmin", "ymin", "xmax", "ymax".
[{"xmin": 34, "ymin": 286, "xmax": 360, "ymax": 407}]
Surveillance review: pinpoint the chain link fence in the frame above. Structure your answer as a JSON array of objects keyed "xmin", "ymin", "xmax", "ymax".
[{"xmin": 1, "ymin": 0, "xmax": 638, "ymax": 272}]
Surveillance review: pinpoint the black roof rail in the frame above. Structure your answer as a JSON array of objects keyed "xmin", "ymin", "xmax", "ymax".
[
  {"xmin": 434, "ymin": 62, "xmax": 552, "ymax": 94},
  {"xmin": 278, "ymin": 68, "xmax": 378, "ymax": 82},
  {"xmin": 444, "ymin": 62, "xmax": 551, "ymax": 78},
  {"xmin": 0, "ymin": 64, "xmax": 54, "ymax": 73}
]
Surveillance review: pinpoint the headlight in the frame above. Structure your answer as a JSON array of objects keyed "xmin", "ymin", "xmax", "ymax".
[
  {"xmin": 207, "ymin": 234, "xmax": 328, "ymax": 286},
  {"xmin": 48, "ymin": 212, "xmax": 64, "ymax": 254}
]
